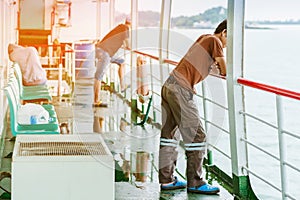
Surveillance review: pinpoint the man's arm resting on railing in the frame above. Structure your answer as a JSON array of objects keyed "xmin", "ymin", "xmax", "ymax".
[
  {"xmin": 123, "ymin": 39, "xmax": 130, "ymax": 50},
  {"xmin": 215, "ymin": 56, "xmax": 226, "ymax": 76}
]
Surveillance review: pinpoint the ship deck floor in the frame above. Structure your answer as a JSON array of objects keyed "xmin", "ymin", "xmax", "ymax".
[{"xmin": 0, "ymin": 77, "xmax": 233, "ymax": 200}]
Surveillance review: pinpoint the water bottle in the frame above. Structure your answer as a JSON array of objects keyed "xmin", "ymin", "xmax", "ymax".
[{"xmin": 30, "ymin": 115, "xmax": 37, "ymax": 125}]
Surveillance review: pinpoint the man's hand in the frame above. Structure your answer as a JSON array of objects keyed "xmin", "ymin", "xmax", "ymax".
[
  {"xmin": 124, "ymin": 46, "xmax": 131, "ymax": 51},
  {"xmin": 123, "ymin": 39, "xmax": 131, "ymax": 51}
]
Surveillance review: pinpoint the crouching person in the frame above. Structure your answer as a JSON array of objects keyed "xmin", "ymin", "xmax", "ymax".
[{"xmin": 8, "ymin": 43, "xmax": 47, "ymax": 86}]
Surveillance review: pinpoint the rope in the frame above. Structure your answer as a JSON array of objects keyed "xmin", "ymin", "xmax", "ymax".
[{"xmin": 134, "ymin": 95, "xmax": 153, "ymax": 126}]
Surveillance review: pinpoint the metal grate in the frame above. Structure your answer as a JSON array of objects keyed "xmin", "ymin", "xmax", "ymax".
[{"xmin": 17, "ymin": 141, "xmax": 108, "ymax": 156}]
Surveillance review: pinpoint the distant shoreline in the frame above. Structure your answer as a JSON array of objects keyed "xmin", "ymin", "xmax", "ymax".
[
  {"xmin": 159, "ymin": 23, "xmax": 300, "ymax": 30},
  {"xmin": 244, "ymin": 25, "xmax": 274, "ymax": 30},
  {"xmin": 173, "ymin": 26, "xmax": 274, "ymax": 30}
]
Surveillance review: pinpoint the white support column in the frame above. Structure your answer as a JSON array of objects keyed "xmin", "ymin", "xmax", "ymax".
[
  {"xmin": 96, "ymin": 0, "xmax": 101, "ymax": 39},
  {"xmin": 109, "ymin": 0, "xmax": 115, "ymax": 28},
  {"xmin": 130, "ymin": 0, "xmax": 138, "ymax": 101},
  {"xmin": 101, "ymin": 2, "xmax": 110, "ymax": 37},
  {"xmin": 227, "ymin": 0, "xmax": 248, "ymax": 176},
  {"xmin": 159, "ymin": 0, "xmax": 172, "ymax": 85}
]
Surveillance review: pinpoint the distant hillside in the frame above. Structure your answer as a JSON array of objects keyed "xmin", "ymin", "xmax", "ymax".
[
  {"xmin": 116, "ymin": 7, "xmax": 300, "ymax": 28},
  {"xmin": 115, "ymin": 7, "xmax": 226, "ymax": 28},
  {"xmin": 249, "ymin": 20, "xmax": 300, "ymax": 25},
  {"xmin": 115, "ymin": 11, "xmax": 160, "ymax": 27},
  {"xmin": 171, "ymin": 6, "xmax": 226, "ymax": 28},
  {"xmin": 138, "ymin": 11, "xmax": 160, "ymax": 27}
]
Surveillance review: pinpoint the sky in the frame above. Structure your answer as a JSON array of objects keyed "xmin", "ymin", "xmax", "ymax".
[{"xmin": 115, "ymin": 0, "xmax": 300, "ymax": 21}]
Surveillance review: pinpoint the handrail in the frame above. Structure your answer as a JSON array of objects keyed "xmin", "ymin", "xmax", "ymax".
[
  {"xmin": 163, "ymin": 58, "xmax": 178, "ymax": 66},
  {"xmin": 134, "ymin": 49, "xmax": 300, "ymax": 101},
  {"xmin": 132, "ymin": 49, "xmax": 160, "ymax": 61},
  {"xmin": 133, "ymin": 49, "xmax": 227, "ymax": 79},
  {"xmin": 23, "ymin": 43, "xmax": 72, "ymax": 48},
  {"xmin": 237, "ymin": 77, "xmax": 300, "ymax": 101}
]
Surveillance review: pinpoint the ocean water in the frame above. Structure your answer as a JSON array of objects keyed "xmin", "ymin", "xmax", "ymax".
[{"xmin": 168, "ymin": 25, "xmax": 300, "ymax": 199}]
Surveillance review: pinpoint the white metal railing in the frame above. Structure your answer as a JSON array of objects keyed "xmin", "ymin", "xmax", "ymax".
[
  {"xmin": 117, "ymin": 49, "xmax": 232, "ymax": 170},
  {"xmin": 237, "ymin": 78, "xmax": 300, "ymax": 200}
]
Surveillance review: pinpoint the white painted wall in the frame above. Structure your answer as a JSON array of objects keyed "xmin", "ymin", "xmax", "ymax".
[{"xmin": 0, "ymin": 0, "xmax": 18, "ymax": 136}]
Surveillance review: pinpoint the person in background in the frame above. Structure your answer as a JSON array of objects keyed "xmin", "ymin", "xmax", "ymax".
[
  {"xmin": 159, "ymin": 19, "xmax": 227, "ymax": 195},
  {"xmin": 94, "ymin": 18, "xmax": 131, "ymax": 105},
  {"xmin": 53, "ymin": 38, "xmax": 61, "ymax": 65},
  {"xmin": 8, "ymin": 43, "xmax": 47, "ymax": 86}
]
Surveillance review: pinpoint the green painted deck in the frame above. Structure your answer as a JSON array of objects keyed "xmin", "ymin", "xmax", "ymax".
[{"xmin": 0, "ymin": 78, "xmax": 233, "ymax": 200}]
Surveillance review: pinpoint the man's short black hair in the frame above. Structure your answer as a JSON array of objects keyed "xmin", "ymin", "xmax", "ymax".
[
  {"xmin": 214, "ymin": 19, "xmax": 227, "ymax": 34},
  {"xmin": 125, "ymin": 17, "xmax": 131, "ymax": 25}
]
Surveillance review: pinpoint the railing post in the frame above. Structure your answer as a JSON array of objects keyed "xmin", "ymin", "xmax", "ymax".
[
  {"xmin": 71, "ymin": 47, "xmax": 76, "ymax": 85},
  {"xmin": 276, "ymin": 95, "xmax": 287, "ymax": 200},
  {"xmin": 58, "ymin": 62, "xmax": 63, "ymax": 100},
  {"xmin": 201, "ymin": 81, "xmax": 213, "ymax": 165},
  {"xmin": 149, "ymin": 59, "xmax": 156, "ymax": 122}
]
